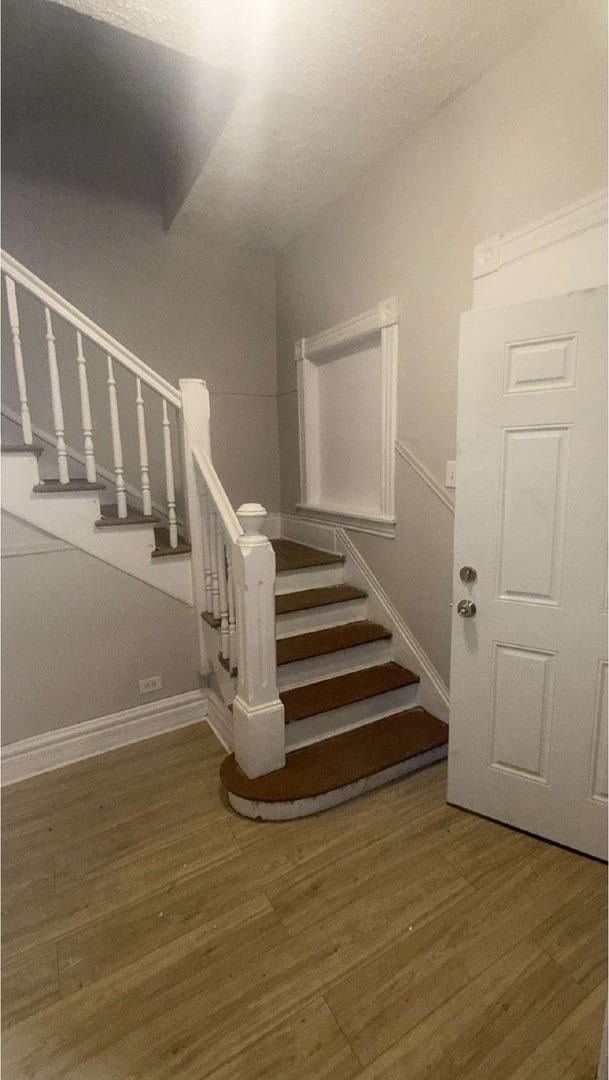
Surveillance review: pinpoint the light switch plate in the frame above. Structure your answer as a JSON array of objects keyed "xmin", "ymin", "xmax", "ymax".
[{"xmin": 445, "ymin": 460, "xmax": 456, "ymax": 489}]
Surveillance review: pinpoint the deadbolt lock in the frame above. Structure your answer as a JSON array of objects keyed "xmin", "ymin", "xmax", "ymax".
[{"xmin": 459, "ymin": 566, "xmax": 477, "ymax": 583}]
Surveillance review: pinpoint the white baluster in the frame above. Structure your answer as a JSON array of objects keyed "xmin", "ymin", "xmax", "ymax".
[
  {"xmin": 161, "ymin": 400, "xmax": 178, "ymax": 548},
  {"xmin": 227, "ymin": 544, "xmax": 238, "ymax": 674},
  {"xmin": 44, "ymin": 307, "xmax": 69, "ymax": 483},
  {"xmin": 4, "ymin": 276, "xmax": 32, "ymax": 444},
  {"xmin": 216, "ymin": 525, "xmax": 230, "ymax": 662},
  {"xmin": 135, "ymin": 378, "xmax": 152, "ymax": 517},
  {"xmin": 201, "ymin": 484, "xmax": 214, "ymax": 613},
  {"xmin": 106, "ymin": 355, "xmax": 127, "ymax": 517},
  {"xmin": 208, "ymin": 504, "xmax": 221, "ymax": 620},
  {"xmin": 76, "ymin": 332, "xmax": 97, "ymax": 483}
]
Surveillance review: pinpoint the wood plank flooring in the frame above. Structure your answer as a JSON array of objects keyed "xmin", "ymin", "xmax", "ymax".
[{"xmin": 2, "ymin": 722, "xmax": 606, "ymax": 1079}]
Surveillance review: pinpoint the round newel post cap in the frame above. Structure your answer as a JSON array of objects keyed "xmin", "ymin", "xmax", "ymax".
[{"xmin": 237, "ymin": 503, "xmax": 268, "ymax": 538}]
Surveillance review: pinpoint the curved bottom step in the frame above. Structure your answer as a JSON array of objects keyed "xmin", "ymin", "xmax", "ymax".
[{"xmin": 220, "ymin": 708, "xmax": 448, "ymax": 820}]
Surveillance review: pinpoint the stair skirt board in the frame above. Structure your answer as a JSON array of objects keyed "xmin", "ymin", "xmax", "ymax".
[
  {"xmin": 227, "ymin": 746, "xmax": 448, "ymax": 819},
  {"xmin": 1, "ymin": 690, "xmax": 207, "ymax": 785},
  {"xmin": 286, "ymin": 687, "xmax": 420, "ymax": 749}
]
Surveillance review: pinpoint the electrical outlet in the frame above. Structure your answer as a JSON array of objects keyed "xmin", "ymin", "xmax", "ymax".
[
  {"xmin": 138, "ymin": 675, "xmax": 163, "ymax": 695},
  {"xmin": 445, "ymin": 460, "xmax": 456, "ymax": 489}
]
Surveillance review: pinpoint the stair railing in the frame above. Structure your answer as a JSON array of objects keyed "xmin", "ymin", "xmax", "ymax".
[
  {"xmin": 1, "ymin": 250, "xmax": 180, "ymax": 544},
  {"xmin": 180, "ymin": 379, "xmax": 285, "ymax": 779},
  {"xmin": 1, "ymin": 252, "xmax": 285, "ymax": 778}
]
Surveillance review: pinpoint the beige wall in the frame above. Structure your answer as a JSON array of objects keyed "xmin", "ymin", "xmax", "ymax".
[
  {"xmin": 276, "ymin": 0, "xmax": 608, "ymax": 683},
  {"xmin": 2, "ymin": 166, "xmax": 280, "ymax": 512},
  {"xmin": 1, "ymin": 513, "xmax": 200, "ymax": 744}
]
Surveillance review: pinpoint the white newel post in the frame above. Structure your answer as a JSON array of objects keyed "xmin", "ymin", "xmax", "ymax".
[
  {"xmin": 179, "ymin": 378, "xmax": 213, "ymax": 675},
  {"xmin": 232, "ymin": 503, "xmax": 285, "ymax": 779}
]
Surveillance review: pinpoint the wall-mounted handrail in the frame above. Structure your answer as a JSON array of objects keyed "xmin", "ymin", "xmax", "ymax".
[{"xmin": 1, "ymin": 250, "xmax": 181, "ymax": 408}]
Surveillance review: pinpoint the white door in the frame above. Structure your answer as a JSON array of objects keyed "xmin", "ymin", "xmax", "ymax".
[{"xmin": 448, "ymin": 288, "xmax": 607, "ymax": 859}]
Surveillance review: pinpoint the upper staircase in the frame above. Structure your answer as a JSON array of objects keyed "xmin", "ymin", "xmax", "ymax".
[{"xmin": 1, "ymin": 250, "xmax": 448, "ymax": 816}]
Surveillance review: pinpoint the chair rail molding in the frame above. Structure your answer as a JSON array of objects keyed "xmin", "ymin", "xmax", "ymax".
[
  {"xmin": 296, "ymin": 298, "xmax": 399, "ymax": 537},
  {"xmin": 395, "ymin": 437, "xmax": 455, "ymax": 514}
]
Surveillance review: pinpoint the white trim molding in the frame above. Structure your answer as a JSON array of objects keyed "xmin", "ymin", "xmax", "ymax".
[
  {"xmin": 1, "ymin": 689, "xmax": 207, "ymax": 785},
  {"xmin": 296, "ymin": 503, "xmax": 396, "ymax": 538},
  {"xmin": 206, "ymin": 688, "xmax": 233, "ymax": 752},
  {"xmin": 472, "ymin": 190, "xmax": 608, "ymax": 309},
  {"xmin": 395, "ymin": 438, "xmax": 455, "ymax": 514},
  {"xmin": 473, "ymin": 189, "xmax": 608, "ymax": 279},
  {"xmin": 296, "ymin": 298, "xmax": 399, "ymax": 537}
]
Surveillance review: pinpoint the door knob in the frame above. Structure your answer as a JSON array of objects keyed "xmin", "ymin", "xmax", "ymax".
[
  {"xmin": 459, "ymin": 566, "xmax": 477, "ymax": 583},
  {"xmin": 457, "ymin": 599, "xmax": 477, "ymax": 618}
]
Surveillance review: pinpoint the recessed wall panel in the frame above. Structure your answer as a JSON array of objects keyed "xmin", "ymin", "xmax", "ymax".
[
  {"xmin": 497, "ymin": 426, "xmax": 570, "ymax": 604},
  {"xmin": 505, "ymin": 335, "xmax": 577, "ymax": 394},
  {"xmin": 490, "ymin": 643, "xmax": 554, "ymax": 782}
]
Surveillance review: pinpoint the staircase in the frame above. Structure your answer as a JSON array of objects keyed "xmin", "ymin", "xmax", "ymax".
[{"xmin": 1, "ymin": 249, "xmax": 448, "ymax": 817}]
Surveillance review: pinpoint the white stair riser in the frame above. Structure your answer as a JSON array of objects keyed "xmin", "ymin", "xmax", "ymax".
[
  {"xmin": 276, "ymin": 597, "xmax": 367, "ymax": 636},
  {"xmin": 285, "ymin": 682, "xmax": 420, "ymax": 750},
  {"xmin": 277, "ymin": 638, "xmax": 391, "ymax": 689},
  {"xmin": 2, "ymin": 454, "xmax": 192, "ymax": 606},
  {"xmin": 275, "ymin": 563, "xmax": 344, "ymax": 594}
]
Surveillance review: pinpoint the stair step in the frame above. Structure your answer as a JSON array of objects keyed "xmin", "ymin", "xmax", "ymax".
[
  {"xmin": 2, "ymin": 443, "xmax": 44, "ymax": 457},
  {"xmin": 281, "ymin": 662, "xmax": 419, "ymax": 723},
  {"xmin": 277, "ymin": 621, "xmax": 391, "ymax": 666},
  {"xmin": 220, "ymin": 707, "xmax": 448, "ymax": 817},
  {"xmin": 275, "ymin": 584, "xmax": 366, "ymax": 615},
  {"xmin": 95, "ymin": 504, "xmax": 159, "ymax": 527},
  {"xmin": 271, "ymin": 539, "xmax": 344, "ymax": 572},
  {"xmin": 34, "ymin": 479, "xmax": 105, "ymax": 492},
  {"xmin": 152, "ymin": 526, "xmax": 192, "ymax": 557}
]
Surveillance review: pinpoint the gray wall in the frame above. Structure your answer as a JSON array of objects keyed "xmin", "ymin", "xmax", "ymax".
[
  {"xmin": 1, "ymin": 514, "xmax": 200, "ymax": 745},
  {"xmin": 2, "ymin": 165, "xmax": 280, "ymax": 513},
  {"xmin": 275, "ymin": 0, "xmax": 608, "ymax": 684}
]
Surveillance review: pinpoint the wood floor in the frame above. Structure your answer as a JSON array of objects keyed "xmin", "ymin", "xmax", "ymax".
[{"xmin": 2, "ymin": 723, "xmax": 606, "ymax": 1079}]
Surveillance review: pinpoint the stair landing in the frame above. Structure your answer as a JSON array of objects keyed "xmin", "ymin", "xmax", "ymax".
[{"xmin": 221, "ymin": 708, "xmax": 448, "ymax": 820}]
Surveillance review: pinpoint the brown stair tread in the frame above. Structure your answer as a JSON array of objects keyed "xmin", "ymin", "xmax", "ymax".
[
  {"xmin": 277, "ymin": 620, "xmax": 391, "ymax": 665},
  {"xmin": 34, "ymin": 479, "xmax": 105, "ymax": 492},
  {"xmin": 201, "ymin": 610, "xmax": 221, "ymax": 629},
  {"xmin": 281, "ymin": 662, "xmax": 419, "ymax": 723},
  {"xmin": 152, "ymin": 526, "xmax": 192, "ymax": 557},
  {"xmin": 2, "ymin": 442, "xmax": 44, "ymax": 456},
  {"xmin": 271, "ymin": 538, "xmax": 344, "ymax": 572},
  {"xmin": 96, "ymin": 504, "xmax": 159, "ymax": 527},
  {"xmin": 220, "ymin": 708, "xmax": 448, "ymax": 802},
  {"xmin": 276, "ymin": 584, "xmax": 366, "ymax": 615}
]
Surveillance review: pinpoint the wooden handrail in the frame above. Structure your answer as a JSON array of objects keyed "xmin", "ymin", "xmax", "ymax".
[
  {"xmin": 1, "ymin": 250, "xmax": 181, "ymax": 408},
  {"xmin": 191, "ymin": 444, "xmax": 243, "ymax": 545}
]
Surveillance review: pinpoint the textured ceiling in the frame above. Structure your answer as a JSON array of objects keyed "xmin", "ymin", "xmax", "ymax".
[{"xmin": 50, "ymin": 0, "xmax": 562, "ymax": 249}]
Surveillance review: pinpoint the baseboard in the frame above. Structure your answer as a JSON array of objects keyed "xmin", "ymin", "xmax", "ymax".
[
  {"xmin": 206, "ymin": 688, "xmax": 233, "ymax": 752},
  {"xmin": 1, "ymin": 689, "xmax": 207, "ymax": 786}
]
